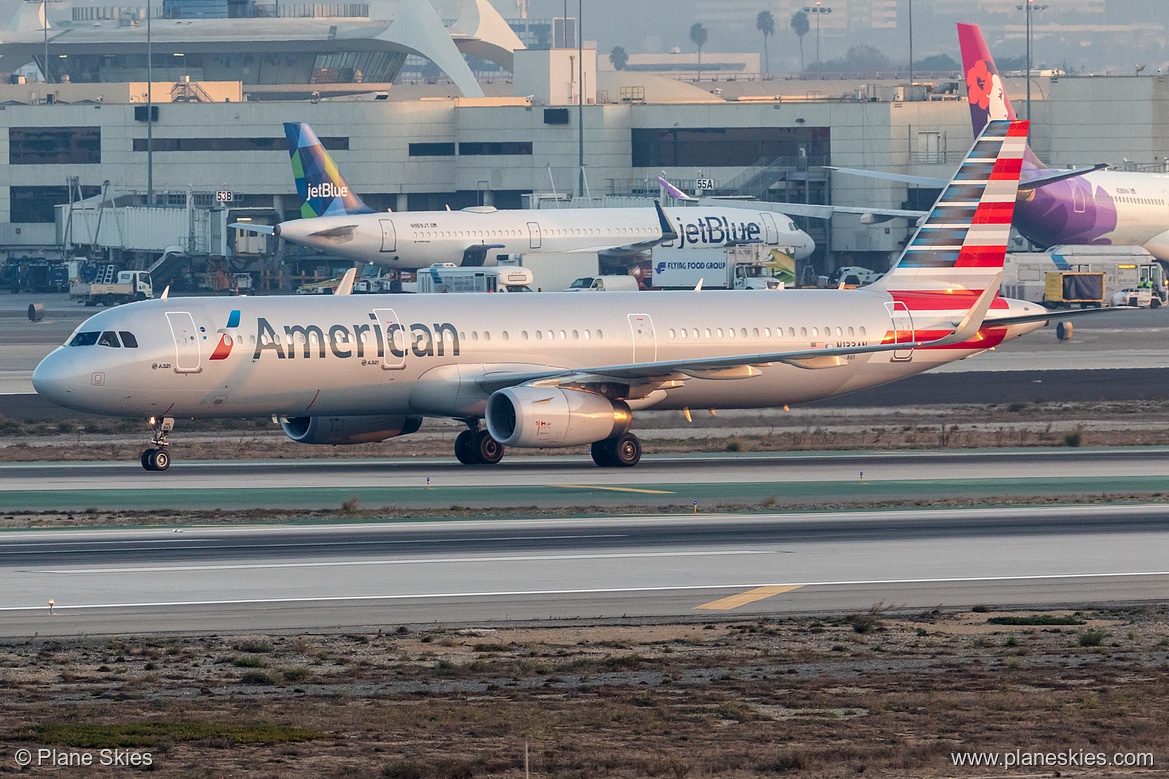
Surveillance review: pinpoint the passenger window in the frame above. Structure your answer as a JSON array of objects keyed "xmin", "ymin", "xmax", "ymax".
[
  {"xmin": 726, "ymin": 328, "xmax": 734, "ymax": 339},
  {"xmin": 848, "ymin": 326, "xmax": 855, "ymax": 336},
  {"xmin": 69, "ymin": 331, "xmax": 101, "ymax": 346},
  {"xmin": 811, "ymin": 327, "xmax": 819, "ymax": 337},
  {"xmin": 522, "ymin": 331, "xmax": 529, "ymax": 340},
  {"xmin": 483, "ymin": 331, "xmax": 491, "ymax": 341},
  {"xmin": 678, "ymin": 329, "xmax": 686, "ymax": 339},
  {"xmin": 535, "ymin": 330, "xmax": 543, "ymax": 340},
  {"xmin": 502, "ymin": 331, "xmax": 509, "ymax": 341},
  {"xmin": 788, "ymin": 327, "xmax": 795, "ymax": 337},
  {"xmin": 835, "ymin": 327, "xmax": 842, "ymax": 336},
  {"xmin": 704, "ymin": 328, "xmax": 711, "ymax": 338},
  {"xmin": 559, "ymin": 330, "xmax": 567, "ymax": 340},
  {"xmin": 583, "ymin": 330, "xmax": 591, "ymax": 340},
  {"xmin": 572, "ymin": 330, "xmax": 579, "ymax": 339},
  {"xmin": 753, "ymin": 328, "xmax": 759, "ymax": 337},
  {"xmin": 596, "ymin": 329, "xmax": 603, "ymax": 339},
  {"xmin": 859, "ymin": 326, "xmax": 867, "ymax": 336},
  {"xmin": 742, "ymin": 328, "xmax": 748, "ymax": 338},
  {"xmin": 471, "ymin": 331, "xmax": 478, "ymax": 341},
  {"xmin": 118, "ymin": 332, "xmax": 139, "ymax": 348},
  {"xmin": 800, "ymin": 327, "xmax": 807, "ymax": 337}
]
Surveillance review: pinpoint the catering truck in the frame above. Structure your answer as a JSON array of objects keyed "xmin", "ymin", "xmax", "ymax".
[
  {"xmin": 649, "ymin": 245, "xmax": 792, "ymax": 290},
  {"xmin": 414, "ymin": 263, "xmax": 534, "ymax": 294}
]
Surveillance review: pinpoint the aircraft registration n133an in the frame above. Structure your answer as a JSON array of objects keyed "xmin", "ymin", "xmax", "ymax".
[
  {"xmin": 233, "ymin": 123, "xmax": 814, "ymax": 269},
  {"xmin": 38, "ymin": 120, "xmax": 1084, "ymax": 470}
]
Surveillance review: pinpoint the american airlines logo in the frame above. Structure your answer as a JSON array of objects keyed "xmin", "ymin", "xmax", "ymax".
[
  {"xmin": 251, "ymin": 316, "xmax": 459, "ymax": 361},
  {"xmin": 306, "ymin": 182, "xmax": 349, "ymax": 199}
]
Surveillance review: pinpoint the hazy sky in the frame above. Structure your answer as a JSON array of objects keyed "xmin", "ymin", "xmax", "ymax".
[{"xmin": 481, "ymin": 0, "xmax": 1169, "ymax": 75}]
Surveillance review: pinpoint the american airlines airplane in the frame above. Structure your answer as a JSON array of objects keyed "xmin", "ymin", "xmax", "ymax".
[
  {"xmin": 234, "ymin": 123, "xmax": 815, "ymax": 269},
  {"xmin": 832, "ymin": 24, "xmax": 1169, "ymax": 262},
  {"xmin": 37, "ymin": 121, "xmax": 1092, "ymax": 471}
]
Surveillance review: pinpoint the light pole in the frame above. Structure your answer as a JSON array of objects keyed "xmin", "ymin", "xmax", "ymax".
[
  {"xmin": 577, "ymin": 0, "xmax": 584, "ymax": 199},
  {"xmin": 147, "ymin": 0, "xmax": 153, "ymax": 204},
  {"xmin": 1016, "ymin": 0, "xmax": 1049, "ymax": 122},
  {"xmin": 802, "ymin": 3, "xmax": 832, "ymax": 81}
]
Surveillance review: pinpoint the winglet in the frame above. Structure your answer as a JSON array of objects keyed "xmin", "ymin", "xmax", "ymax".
[
  {"xmin": 654, "ymin": 200, "xmax": 679, "ymax": 243},
  {"xmin": 925, "ymin": 271, "xmax": 1003, "ymax": 347},
  {"xmin": 160, "ymin": 285, "xmax": 170, "ymax": 301},
  {"xmin": 657, "ymin": 176, "xmax": 697, "ymax": 201},
  {"xmin": 334, "ymin": 267, "xmax": 357, "ymax": 296}
]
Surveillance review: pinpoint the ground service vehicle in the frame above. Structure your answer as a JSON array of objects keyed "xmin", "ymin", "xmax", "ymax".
[
  {"xmin": 70, "ymin": 267, "xmax": 153, "ymax": 307},
  {"xmin": 650, "ymin": 245, "xmax": 788, "ymax": 290},
  {"xmin": 416, "ymin": 264, "xmax": 534, "ymax": 294},
  {"xmin": 1043, "ymin": 271, "xmax": 1105, "ymax": 308},
  {"xmin": 563, "ymin": 275, "xmax": 640, "ymax": 292},
  {"xmin": 1003, "ymin": 246, "xmax": 1165, "ymax": 308}
]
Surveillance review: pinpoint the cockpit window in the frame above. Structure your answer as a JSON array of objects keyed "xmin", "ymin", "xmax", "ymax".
[
  {"xmin": 119, "ymin": 331, "xmax": 139, "ymax": 348},
  {"xmin": 98, "ymin": 331, "xmax": 121, "ymax": 348},
  {"xmin": 68, "ymin": 331, "xmax": 101, "ymax": 347}
]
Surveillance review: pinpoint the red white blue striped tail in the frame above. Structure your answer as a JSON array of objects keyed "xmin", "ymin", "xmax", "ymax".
[{"xmin": 872, "ymin": 119, "xmax": 1028, "ymax": 294}]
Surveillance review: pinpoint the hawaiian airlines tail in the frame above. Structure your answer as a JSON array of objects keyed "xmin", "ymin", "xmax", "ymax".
[
  {"xmin": 957, "ymin": 23, "xmax": 1048, "ymax": 171},
  {"xmin": 872, "ymin": 119, "xmax": 1029, "ymax": 294},
  {"xmin": 284, "ymin": 122, "xmax": 376, "ymax": 218}
]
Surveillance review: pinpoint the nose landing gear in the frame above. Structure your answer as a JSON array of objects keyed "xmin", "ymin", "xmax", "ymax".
[{"xmin": 141, "ymin": 416, "xmax": 174, "ymax": 471}]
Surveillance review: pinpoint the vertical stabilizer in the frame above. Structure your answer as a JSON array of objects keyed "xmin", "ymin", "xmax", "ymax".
[
  {"xmin": 284, "ymin": 123, "xmax": 376, "ymax": 218},
  {"xmin": 957, "ymin": 23, "xmax": 1045, "ymax": 170},
  {"xmin": 872, "ymin": 119, "xmax": 1029, "ymax": 293}
]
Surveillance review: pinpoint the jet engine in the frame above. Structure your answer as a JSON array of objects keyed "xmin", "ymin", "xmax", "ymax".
[
  {"xmin": 281, "ymin": 415, "xmax": 423, "ymax": 445},
  {"xmin": 486, "ymin": 387, "xmax": 631, "ymax": 448}
]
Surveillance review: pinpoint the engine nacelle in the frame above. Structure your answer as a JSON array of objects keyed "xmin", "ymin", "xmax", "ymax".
[
  {"xmin": 486, "ymin": 387, "xmax": 631, "ymax": 448},
  {"xmin": 281, "ymin": 414, "xmax": 422, "ymax": 445}
]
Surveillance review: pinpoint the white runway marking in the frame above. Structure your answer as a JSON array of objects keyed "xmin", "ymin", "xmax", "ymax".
[
  {"xmin": 3, "ymin": 569, "xmax": 1168, "ymax": 612},
  {"xmin": 29, "ymin": 548, "xmax": 774, "ymax": 575}
]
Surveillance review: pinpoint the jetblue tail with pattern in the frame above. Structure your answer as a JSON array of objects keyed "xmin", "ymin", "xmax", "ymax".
[
  {"xmin": 284, "ymin": 122, "xmax": 376, "ymax": 218},
  {"xmin": 873, "ymin": 119, "xmax": 1029, "ymax": 294}
]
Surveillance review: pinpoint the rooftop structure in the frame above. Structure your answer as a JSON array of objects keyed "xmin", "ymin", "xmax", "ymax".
[{"xmin": 0, "ymin": 0, "xmax": 523, "ymax": 97}]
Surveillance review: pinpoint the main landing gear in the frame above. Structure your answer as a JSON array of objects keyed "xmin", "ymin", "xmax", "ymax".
[
  {"xmin": 590, "ymin": 432, "xmax": 642, "ymax": 468},
  {"xmin": 454, "ymin": 422, "xmax": 505, "ymax": 465},
  {"xmin": 141, "ymin": 416, "xmax": 174, "ymax": 472}
]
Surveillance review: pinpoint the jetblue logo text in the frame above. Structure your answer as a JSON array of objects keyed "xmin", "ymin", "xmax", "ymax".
[
  {"xmin": 668, "ymin": 216, "xmax": 762, "ymax": 248},
  {"xmin": 252, "ymin": 316, "xmax": 459, "ymax": 360},
  {"xmin": 306, "ymin": 182, "xmax": 349, "ymax": 199}
]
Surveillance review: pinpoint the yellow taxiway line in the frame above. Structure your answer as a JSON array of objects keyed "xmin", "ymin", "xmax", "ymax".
[
  {"xmin": 554, "ymin": 485, "xmax": 675, "ymax": 494},
  {"xmin": 695, "ymin": 585, "xmax": 804, "ymax": 610}
]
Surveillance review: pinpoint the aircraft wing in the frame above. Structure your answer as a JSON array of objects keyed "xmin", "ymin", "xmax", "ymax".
[
  {"xmin": 984, "ymin": 305, "xmax": 1136, "ymax": 328},
  {"xmin": 696, "ymin": 198, "xmax": 926, "ymax": 222},
  {"xmin": 825, "ymin": 163, "xmax": 1109, "ymax": 193},
  {"xmin": 579, "ymin": 200, "xmax": 681, "ymax": 254},
  {"xmin": 477, "ymin": 285, "xmax": 998, "ymax": 393}
]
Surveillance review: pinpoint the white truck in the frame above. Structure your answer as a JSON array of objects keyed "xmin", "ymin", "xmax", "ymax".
[
  {"xmin": 649, "ymin": 245, "xmax": 789, "ymax": 290},
  {"xmin": 415, "ymin": 263, "xmax": 534, "ymax": 294},
  {"xmin": 70, "ymin": 268, "xmax": 154, "ymax": 307},
  {"xmin": 1003, "ymin": 246, "xmax": 1165, "ymax": 308},
  {"xmin": 563, "ymin": 275, "xmax": 641, "ymax": 292}
]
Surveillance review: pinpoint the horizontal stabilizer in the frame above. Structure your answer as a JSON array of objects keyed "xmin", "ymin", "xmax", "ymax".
[
  {"xmin": 985, "ymin": 305, "xmax": 1137, "ymax": 328},
  {"xmin": 231, "ymin": 223, "xmax": 275, "ymax": 235},
  {"xmin": 308, "ymin": 224, "xmax": 358, "ymax": 239},
  {"xmin": 825, "ymin": 166, "xmax": 948, "ymax": 188},
  {"xmin": 1018, "ymin": 164, "xmax": 1110, "ymax": 191}
]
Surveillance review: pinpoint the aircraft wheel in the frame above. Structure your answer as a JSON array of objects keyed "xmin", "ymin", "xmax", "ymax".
[
  {"xmin": 590, "ymin": 439, "xmax": 615, "ymax": 467},
  {"xmin": 147, "ymin": 448, "xmax": 171, "ymax": 472},
  {"xmin": 141, "ymin": 448, "xmax": 156, "ymax": 471},
  {"xmin": 610, "ymin": 433, "xmax": 642, "ymax": 467},
  {"xmin": 474, "ymin": 430, "xmax": 504, "ymax": 465},
  {"xmin": 454, "ymin": 430, "xmax": 478, "ymax": 465}
]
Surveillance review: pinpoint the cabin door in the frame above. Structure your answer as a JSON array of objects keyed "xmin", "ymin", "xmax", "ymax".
[
  {"xmin": 628, "ymin": 313, "xmax": 656, "ymax": 363},
  {"xmin": 372, "ymin": 308, "xmax": 407, "ymax": 370},
  {"xmin": 527, "ymin": 221, "xmax": 542, "ymax": 249},
  {"xmin": 165, "ymin": 311, "xmax": 202, "ymax": 373},
  {"xmin": 884, "ymin": 301, "xmax": 914, "ymax": 362},
  {"xmin": 379, "ymin": 219, "xmax": 397, "ymax": 252}
]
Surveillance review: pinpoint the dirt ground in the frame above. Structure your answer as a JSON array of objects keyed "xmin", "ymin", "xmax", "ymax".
[{"xmin": 1, "ymin": 608, "xmax": 1166, "ymax": 777}]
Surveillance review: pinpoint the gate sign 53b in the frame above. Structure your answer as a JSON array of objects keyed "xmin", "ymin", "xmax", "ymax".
[{"xmin": 216, "ymin": 191, "xmax": 234, "ymax": 203}]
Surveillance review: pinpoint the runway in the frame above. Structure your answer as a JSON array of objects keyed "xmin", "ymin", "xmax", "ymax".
[
  {"xmin": 2, "ymin": 505, "xmax": 1168, "ymax": 636},
  {"xmin": 2, "ymin": 448, "xmax": 1167, "ymax": 510}
]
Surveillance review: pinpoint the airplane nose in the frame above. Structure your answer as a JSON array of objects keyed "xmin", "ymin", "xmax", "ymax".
[{"xmin": 32, "ymin": 350, "xmax": 80, "ymax": 408}]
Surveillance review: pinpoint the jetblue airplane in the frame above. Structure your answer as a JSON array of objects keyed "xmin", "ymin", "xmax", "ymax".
[
  {"xmin": 235, "ymin": 123, "xmax": 815, "ymax": 269},
  {"xmin": 831, "ymin": 24, "xmax": 1169, "ymax": 262},
  {"xmin": 38, "ymin": 121, "xmax": 1090, "ymax": 470}
]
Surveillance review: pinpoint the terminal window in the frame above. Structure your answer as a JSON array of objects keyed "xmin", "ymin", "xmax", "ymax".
[
  {"xmin": 458, "ymin": 142, "xmax": 533, "ymax": 156},
  {"xmin": 409, "ymin": 143, "xmax": 456, "ymax": 157},
  {"xmin": 9, "ymin": 127, "xmax": 101, "ymax": 165},
  {"xmin": 631, "ymin": 126, "xmax": 830, "ymax": 168},
  {"xmin": 11, "ymin": 184, "xmax": 101, "ymax": 222},
  {"xmin": 132, "ymin": 137, "xmax": 349, "ymax": 152}
]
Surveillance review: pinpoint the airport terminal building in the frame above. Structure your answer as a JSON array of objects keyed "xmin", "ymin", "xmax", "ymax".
[{"xmin": 2, "ymin": 0, "xmax": 1168, "ymax": 283}]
